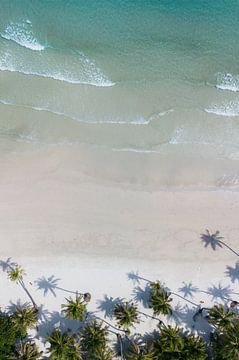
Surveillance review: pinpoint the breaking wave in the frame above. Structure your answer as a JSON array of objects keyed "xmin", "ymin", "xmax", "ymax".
[
  {"xmin": 0, "ymin": 21, "xmax": 45, "ymax": 51},
  {"xmin": 216, "ymin": 73, "xmax": 239, "ymax": 92},
  {"xmin": 0, "ymin": 48, "xmax": 115, "ymax": 86},
  {"xmin": 205, "ymin": 101, "xmax": 239, "ymax": 117}
]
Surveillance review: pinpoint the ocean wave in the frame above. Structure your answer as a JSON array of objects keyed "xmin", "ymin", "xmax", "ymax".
[
  {"xmin": 0, "ymin": 21, "xmax": 45, "ymax": 51},
  {"xmin": 0, "ymin": 48, "xmax": 115, "ymax": 87},
  {"xmin": 0, "ymin": 98, "xmax": 152, "ymax": 125},
  {"xmin": 112, "ymin": 147, "xmax": 158, "ymax": 153},
  {"xmin": 169, "ymin": 127, "xmax": 185, "ymax": 145},
  {"xmin": 216, "ymin": 73, "xmax": 239, "ymax": 92},
  {"xmin": 205, "ymin": 101, "xmax": 239, "ymax": 117},
  {"xmin": 169, "ymin": 126, "xmax": 211, "ymax": 146}
]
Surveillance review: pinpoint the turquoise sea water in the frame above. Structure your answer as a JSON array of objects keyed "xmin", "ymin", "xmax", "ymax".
[{"xmin": 1, "ymin": 0, "xmax": 239, "ymax": 187}]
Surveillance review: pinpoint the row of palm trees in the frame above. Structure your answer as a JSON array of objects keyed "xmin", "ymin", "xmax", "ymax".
[{"xmin": 1, "ymin": 261, "xmax": 239, "ymax": 359}]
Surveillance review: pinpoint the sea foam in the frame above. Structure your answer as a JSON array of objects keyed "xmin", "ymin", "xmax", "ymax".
[
  {"xmin": 0, "ymin": 48, "xmax": 115, "ymax": 87},
  {"xmin": 205, "ymin": 101, "xmax": 239, "ymax": 117},
  {"xmin": 0, "ymin": 21, "xmax": 45, "ymax": 51},
  {"xmin": 0, "ymin": 98, "xmax": 150, "ymax": 125},
  {"xmin": 216, "ymin": 73, "xmax": 239, "ymax": 92}
]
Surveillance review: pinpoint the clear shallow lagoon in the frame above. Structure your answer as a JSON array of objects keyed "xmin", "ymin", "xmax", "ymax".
[{"xmin": 1, "ymin": 0, "xmax": 239, "ymax": 187}]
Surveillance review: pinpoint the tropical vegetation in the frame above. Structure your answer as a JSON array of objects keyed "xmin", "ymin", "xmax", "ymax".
[{"xmin": 0, "ymin": 244, "xmax": 239, "ymax": 359}]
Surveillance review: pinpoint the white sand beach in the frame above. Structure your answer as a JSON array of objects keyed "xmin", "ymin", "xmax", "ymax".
[{"xmin": 0, "ymin": 144, "xmax": 239, "ymax": 348}]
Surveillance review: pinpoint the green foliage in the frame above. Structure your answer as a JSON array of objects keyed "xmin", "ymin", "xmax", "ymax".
[
  {"xmin": 12, "ymin": 306, "xmax": 38, "ymax": 338},
  {"xmin": 86, "ymin": 347, "xmax": 114, "ymax": 360},
  {"xmin": 153, "ymin": 325, "xmax": 184, "ymax": 358},
  {"xmin": 126, "ymin": 341, "xmax": 155, "ymax": 359},
  {"xmin": 152, "ymin": 326, "xmax": 207, "ymax": 360},
  {"xmin": 47, "ymin": 329, "xmax": 82, "ymax": 360},
  {"xmin": 149, "ymin": 282, "xmax": 173, "ymax": 316},
  {"xmin": 207, "ymin": 305, "xmax": 236, "ymax": 330},
  {"xmin": 182, "ymin": 334, "xmax": 207, "ymax": 360},
  {"xmin": 210, "ymin": 315, "xmax": 239, "ymax": 360},
  {"xmin": 0, "ymin": 311, "xmax": 21, "ymax": 358},
  {"xmin": 113, "ymin": 302, "xmax": 140, "ymax": 333},
  {"xmin": 2, "ymin": 257, "xmax": 239, "ymax": 360},
  {"xmin": 8, "ymin": 265, "xmax": 25, "ymax": 283},
  {"xmin": 11, "ymin": 340, "xmax": 43, "ymax": 359},
  {"xmin": 61, "ymin": 294, "xmax": 87, "ymax": 321},
  {"xmin": 81, "ymin": 320, "xmax": 112, "ymax": 359}
]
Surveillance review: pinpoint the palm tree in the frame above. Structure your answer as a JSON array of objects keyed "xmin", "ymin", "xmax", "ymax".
[
  {"xmin": 8, "ymin": 265, "xmax": 25, "ymax": 282},
  {"xmin": 47, "ymin": 328, "xmax": 82, "ymax": 360},
  {"xmin": 0, "ymin": 311, "xmax": 21, "ymax": 359},
  {"xmin": 11, "ymin": 340, "xmax": 43, "ymax": 359},
  {"xmin": 149, "ymin": 282, "xmax": 172, "ymax": 316},
  {"xmin": 211, "ymin": 319, "xmax": 239, "ymax": 360},
  {"xmin": 207, "ymin": 305, "xmax": 236, "ymax": 330},
  {"xmin": 12, "ymin": 306, "xmax": 38, "ymax": 338},
  {"xmin": 126, "ymin": 341, "xmax": 155, "ymax": 360},
  {"xmin": 89, "ymin": 347, "xmax": 114, "ymax": 360},
  {"xmin": 160, "ymin": 326, "xmax": 184, "ymax": 353},
  {"xmin": 80, "ymin": 320, "xmax": 111, "ymax": 358},
  {"xmin": 7, "ymin": 264, "xmax": 37, "ymax": 310},
  {"xmin": 182, "ymin": 334, "xmax": 207, "ymax": 360},
  {"xmin": 61, "ymin": 294, "xmax": 88, "ymax": 321},
  {"xmin": 201, "ymin": 229, "xmax": 239, "ymax": 256},
  {"xmin": 113, "ymin": 302, "xmax": 140, "ymax": 334}
]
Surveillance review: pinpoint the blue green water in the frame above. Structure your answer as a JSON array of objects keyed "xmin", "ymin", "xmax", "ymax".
[
  {"xmin": 1, "ymin": 0, "xmax": 239, "ymax": 85},
  {"xmin": 1, "ymin": 1, "xmax": 239, "ymax": 186}
]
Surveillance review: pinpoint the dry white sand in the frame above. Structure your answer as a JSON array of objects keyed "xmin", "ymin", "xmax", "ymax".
[{"xmin": 0, "ymin": 144, "xmax": 239, "ymax": 352}]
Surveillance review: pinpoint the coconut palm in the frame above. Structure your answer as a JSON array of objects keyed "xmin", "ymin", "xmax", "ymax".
[
  {"xmin": 113, "ymin": 302, "xmax": 140, "ymax": 334},
  {"xmin": 86, "ymin": 347, "xmax": 114, "ymax": 360},
  {"xmin": 81, "ymin": 321, "xmax": 114, "ymax": 360},
  {"xmin": 61, "ymin": 294, "xmax": 88, "ymax": 321},
  {"xmin": 149, "ymin": 282, "xmax": 172, "ymax": 316},
  {"xmin": 12, "ymin": 306, "xmax": 38, "ymax": 338},
  {"xmin": 11, "ymin": 340, "xmax": 43, "ymax": 360},
  {"xmin": 47, "ymin": 328, "xmax": 82, "ymax": 360},
  {"xmin": 152, "ymin": 327, "xmax": 183, "ymax": 359},
  {"xmin": 7, "ymin": 264, "xmax": 37, "ymax": 310},
  {"xmin": 0, "ymin": 311, "xmax": 21, "ymax": 359},
  {"xmin": 8, "ymin": 265, "xmax": 25, "ymax": 283},
  {"xmin": 161, "ymin": 326, "xmax": 184, "ymax": 353},
  {"xmin": 207, "ymin": 305, "xmax": 236, "ymax": 330},
  {"xmin": 201, "ymin": 229, "xmax": 239, "ymax": 256},
  {"xmin": 182, "ymin": 334, "xmax": 207, "ymax": 360},
  {"xmin": 126, "ymin": 341, "xmax": 155, "ymax": 360},
  {"xmin": 211, "ymin": 319, "xmax": 239, "ymax": 360},
  {"xmin": 81, "ymin": 320, "xmax": 110, "ymax": 357}
]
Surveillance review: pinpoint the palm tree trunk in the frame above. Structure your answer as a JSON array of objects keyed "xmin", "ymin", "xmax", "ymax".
[
  {"xmin": 220, "ymin": 240, "xmax": 239, "ymax": 257},
  {"xmin": 19, "ymin": 279, "xmax": 38, "ymax": 310}
]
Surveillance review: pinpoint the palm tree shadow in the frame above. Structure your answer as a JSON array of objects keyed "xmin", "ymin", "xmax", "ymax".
[
  {"xmin": 128, "ymin": 271, "xmax": 198, "ymax": 307},
  {"xmin": 34, "ymin": 275, "xmax": 78, "ymax": 297},
  {"xmin": 201, "ymin": 229, "xmax": 239, "ymax": 256},
  {"xmin": 168, "ymin": 303, "xmax": 195, "ymax": 329},
  {"xmin": 206, "ymin": 283, "xmax": 232, "ymax": 301},
  {"xmin": 97, "ymin": 295, "xmax": 124, "ymax": 319},
  {"xmin": 34, "ymin": 275, "xmax": 60, "ymax": 297},
  {"xmin": 178, "ymin": 282, "xmax": 199, "ymax": 299},
  {"xmin": 37, "ymin": 304, "xmax": 52, "ymax": 322},
  {"xmin": 0, "ymin": 257, "xmax": 17, "ymax": 272},
  {"xmin": 225, "ymin": 262, "xmax": 239, "ymax": 283},
  {"xmin": 171, "ymin": 303, "xmax": 211, "ymax": 338},
  {"xmin": 7, "ymin": 299, "xmax": 30, "ymax": 313},
  {"xmin": 127, "ymin": 271, "xmax": 150, "ymax": 284},
  {"xmin": 132, "ymin": 284, "xmax": 151, "ymax": 308},
  {"xmin": 37, "ymin": 310, "xmax": 81, "ymax": 339},
  {"xmin": 201, "ymin": 230, "xmax": 223, "ymax": 251}
]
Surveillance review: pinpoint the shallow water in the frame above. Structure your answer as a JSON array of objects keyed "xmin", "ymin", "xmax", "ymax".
[{"xmin": 1, "ymin": 1, "xmax": 239, "ymax": 187}]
